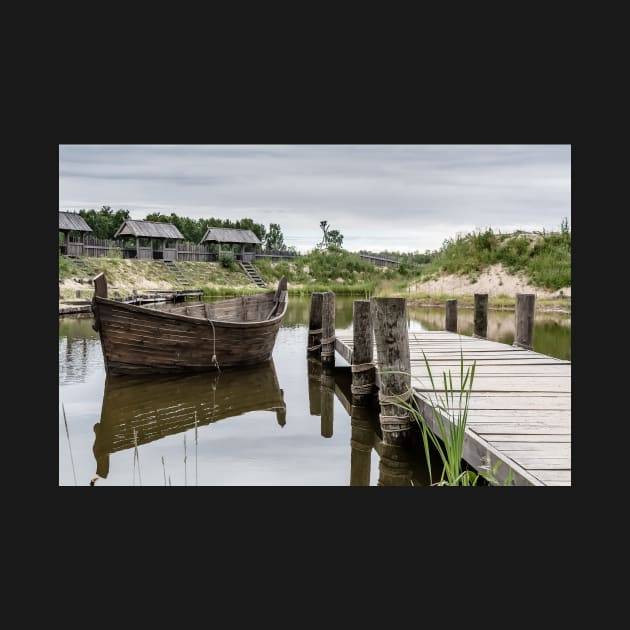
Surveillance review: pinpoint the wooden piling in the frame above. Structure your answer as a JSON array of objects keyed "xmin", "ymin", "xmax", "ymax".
[
  {"xmin": 370, "ymin": 297, "xmax": 412, "ymax": 445},
  {"xmin": 514, "ymin": 293, "xmax": 535, "ymax": 350},
  {"xmin": 307, "ymin": 358, "xmax": 322, "ymax": 416},
  {"xmin": 473, "ymin": 293, "xmax": 488, "ymax": 338},
  {"xmin": 350, "ymin": 405, "xmax": 375, "ymax": 486},
  {"xmin": 321, "ymin": 291, "xmax": 336, "ymax": 367},
  {"xmin": 351, "ymin": 300, "xmax": 376, "ymax": 406},
  {"xmin": 307, "ymin": 292, "xmax": 324, "ymax": 356},
  {"xmin": 445, "ymin": 299, "xmax": 457, "ymax": 332},
  {"xmin": 76, "ymin": 289, "xmax": 81, "ymax": 298},
  {"xmin": 320, "ymin": 367, "xmax": 334, "ymax": 438},
  {"xmin": 377, "ymin": 442, "xmax": 413, "ymax": 486}
]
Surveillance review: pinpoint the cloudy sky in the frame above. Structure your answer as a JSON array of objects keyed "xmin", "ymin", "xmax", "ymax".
[{"xmin": 59, "ymin": 145, "xmax": 571, "ymax": 253}]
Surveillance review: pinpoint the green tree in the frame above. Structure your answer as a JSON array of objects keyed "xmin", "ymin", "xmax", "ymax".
[
  {"xmin": 79, "ymin": 206, "xmax": 130, "ymax": 239},
  {"xmin": 265, "ymin": 223, "xmax": 286, "ymax": 250}
]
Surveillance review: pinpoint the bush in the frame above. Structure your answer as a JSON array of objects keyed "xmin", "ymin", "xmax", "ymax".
[{"xmin": 219, "ymin": 253, "xmax": 236, "ymax": 270}]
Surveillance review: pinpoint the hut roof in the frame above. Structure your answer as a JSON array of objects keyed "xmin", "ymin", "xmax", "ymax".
[
  {"xmin": 114, "ymin": 220, "xmax": 184, "ymax": 240},
  {"xmin": 59, "ymin": 211, "xmax": 92, "ymax": 232},
  {"xmin": 200, "ymin": 227, "xmax": 261, "ymax": 245}
]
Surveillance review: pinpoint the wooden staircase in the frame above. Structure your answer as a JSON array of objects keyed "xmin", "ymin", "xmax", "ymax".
[
  {"xmin": 163, "ymin": 260, "xmax": 192, "ymax": 287},
  {"xmin": 239, "ymin": 261, "xmax": 267, "ymax": 288}
]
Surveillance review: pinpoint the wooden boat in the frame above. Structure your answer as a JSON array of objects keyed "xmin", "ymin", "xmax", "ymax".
[
  {"xmin": 91, "ymin": 273, "xmax": 288, "ymax": 374},
  {"xmin": 93, "ymin": 360, "xmax": 286, "ymax": 478}
]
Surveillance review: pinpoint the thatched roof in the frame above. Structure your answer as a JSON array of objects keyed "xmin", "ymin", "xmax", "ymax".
[
  {"xmin": 200, "ymin": 227, "xmax": 261, "ymax": 245},
  {"xmin": 59, "ymin": 211, "xmax": 92, "ymax": 232},
  {"xmin": 114, "ymin": 220, "xmax": 184, "ymax": 240}
]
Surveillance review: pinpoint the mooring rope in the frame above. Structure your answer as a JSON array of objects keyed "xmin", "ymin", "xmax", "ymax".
[
  {"xmin": 206, "ymin": 318, "xmax": 221, "ymax": 372},
  {"xmin": 378, "ymin": 390, "xmax": 412, "ymax": 405},
  {"xmin": 351, "ymin": 383, "xmax": 376, "ymax": 395},
  {"xmin": 350, "ymin": 362, "xmax": 374, "ymax": 373},
  {"xmin": 307, "ymin": 327, "xmax": 324, "ymax": 352},
  {"xmin": 320, "ymin": 335, "xmax": 336, "ymax": 358}
]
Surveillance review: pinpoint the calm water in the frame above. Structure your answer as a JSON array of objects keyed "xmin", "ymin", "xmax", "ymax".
[{"xmin": 59, "ymin": 297, "xmax": 571, "ymax": 486}]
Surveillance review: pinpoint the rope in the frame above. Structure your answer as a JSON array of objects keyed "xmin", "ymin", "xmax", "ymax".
[
  {"xmin": 307, "ymin": 327, "xmax": 323, "ymax": 352},
  {"xmin": 206, "ymin": 318, "xmax": 221, "ymax": 372},
  {"xmin": 351, "ymin": 383, "xmax": 376, "ymax": 395},
  {"xmin": 351, "ymin": 362, "xmax": 374, "ymax": 373},
  {"xmin": 378, "ymin": 390, "xmax": 411, "ymax": 404},
  {"xmin": 320, "ymin": 335, "xmax": 336, "ymax": 358}
]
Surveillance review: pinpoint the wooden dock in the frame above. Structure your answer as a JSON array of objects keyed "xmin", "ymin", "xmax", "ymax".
[{"xmin": 334, "ymin": 330, "xmax": 571, "ymax": 486}]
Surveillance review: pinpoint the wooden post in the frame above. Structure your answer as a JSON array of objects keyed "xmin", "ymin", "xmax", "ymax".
[
  {"xmin": 321, "ymin": 291, "xmax": 336, "ymax": 367},
  {"xmin": 350, "ymin": 404, "xmax": 375, "ymax": 486},
  {"xmin": 370, "ymin": 297, "xmax": 412, "ymax": 445},
  {"xmin": 377, "ymin": 442, "xmax": 413, "ymax": 486},
  {"xmin": 307, "ymin": 292, "xmax": 324, "ymax": 356},
  {"xmin": 320, "ymin": 367, "xmax": 334, "ymax": 438},
  {"xmin": 514, "ymin": 293, "xmax": 535, "ymax": 350},
  {"xmin": 351, "ymin": 300, "xmax": 375, "ymax": 406},
  {"xmin": 76, "ymin": 289, "xmax": 81, "ymax": 299},
  {"xmin": 307, "ymin": 358, "xmax": 322, "ymax": 416},
  {"xmin": 445, "ymin": 299, "xmax": 457, "ymax": 332},
  {"xmin": 473, "ymin": 293, "xmax": 488, "ymax": 338}
]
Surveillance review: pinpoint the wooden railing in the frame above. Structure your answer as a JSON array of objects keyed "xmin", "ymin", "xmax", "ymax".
[{"xmin": 358, "ymin": 254, "xmax": 400, "ymax": 268}]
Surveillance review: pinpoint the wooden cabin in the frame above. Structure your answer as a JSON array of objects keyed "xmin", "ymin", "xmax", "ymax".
[
  {"xmin": 114, "ymin": 220, "xmax": 185, "ymax": 260},
  {"xmin": 59, "ymin": 211, "xmax": 92, "ymax": 257},
  {"xmin": 200, "ymin": 227, "xmax": 261, "ymax": 262}
]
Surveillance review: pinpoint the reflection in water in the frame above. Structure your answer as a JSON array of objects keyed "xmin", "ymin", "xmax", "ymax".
[
  {"xmin": 93, "ymin": 360, "xmax": 286, "ymax": 479},
  {"xmin": 60, "ymin": 295, "xmax": 570, "ymax": 485}
]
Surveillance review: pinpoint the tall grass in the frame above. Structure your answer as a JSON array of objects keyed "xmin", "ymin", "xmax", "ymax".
[
  {"xmin": 416, "ymin": 223, "xmax": 571, "ymax": 291},
  {"xmin": 388, "ymin": 351, "xmax": 513, "ymax": 486}
]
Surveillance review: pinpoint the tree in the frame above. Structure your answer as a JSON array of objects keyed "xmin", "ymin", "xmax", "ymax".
[
  {"xmin": 79, "ymin": 206, "xmax": 130, "ymax": 239},
  {"xmin": 318, "ymin": 220, "xmax": 344, "ymax": 249},
  {"xmin": 265, "ymin": 223, "xmax": 286, "ymax": 251}
]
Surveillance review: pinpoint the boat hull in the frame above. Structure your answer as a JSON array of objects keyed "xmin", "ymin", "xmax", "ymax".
[{"xmin": 92, "ymin": 289, "xmax": 287, "ymax": 374}]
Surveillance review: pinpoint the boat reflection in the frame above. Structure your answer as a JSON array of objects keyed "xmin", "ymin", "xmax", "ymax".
[{"xmin": 93, "ymin": 359, "xmax": 286, "ymax": 478}]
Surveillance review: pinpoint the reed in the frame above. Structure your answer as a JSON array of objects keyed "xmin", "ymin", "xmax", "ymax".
[
  {"xmin": 61, "ymin": 402, "xmax": 77, "ymax": 486},
  {"xmin": 194, "ymin": 411, "xmax": 199, "ymax": 486},
  {"xmin": 387, "ymin": 352, "xmax": 514, "ymax": 486},
  {"xmin": 132, "ymin": 427, "xmax": 142, "ymax": 486},
  {"xmin": 162, "ymin": 456, "xmax": 167, "ymax": 486},
  {"xmin": 184, "ymin": 433, "xmax": 188, "ymax": 487}
]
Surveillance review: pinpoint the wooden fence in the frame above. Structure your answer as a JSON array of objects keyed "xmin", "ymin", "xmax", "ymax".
[{"xmin": 60, "ymin": 239, "xmax": 300, "ymax": 263}]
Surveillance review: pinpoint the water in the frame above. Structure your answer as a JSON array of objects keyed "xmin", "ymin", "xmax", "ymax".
[{"xmin": 59, "ymin": 297, "xmax": 571, "ymax": 486}]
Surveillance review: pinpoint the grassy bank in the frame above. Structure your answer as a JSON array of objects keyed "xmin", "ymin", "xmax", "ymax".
[{"xmin": 415, "ymin": 224, "xmax": 571, "ymax": 291}]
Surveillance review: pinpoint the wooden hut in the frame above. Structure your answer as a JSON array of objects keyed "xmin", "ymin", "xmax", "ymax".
[
  {"xmin": 59, "ymin": 211, "xmax": 92, "ymax": 257},
  {"xmin": 114, "ymin": 219, "xmax": 185, "ymax": 260},
  {"xmin": 200, "ymin": 227, "xmax": 261, "ymax": 262}
]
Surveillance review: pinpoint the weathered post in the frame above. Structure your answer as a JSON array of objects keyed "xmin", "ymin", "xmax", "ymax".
[
  {"xmin": 377, "ymin": 441, "xmax": 413, "ymax": 486},
  {"xmin": 76, "ymin": 289, "xmax": 81, "ymax": 299},
  {"xmin": 370, "ymin": 297, "xmax": 412, "ymax": 446},
  {"xmin": 307, "ymin": 358, "xmax": 322, "ymax": 416},
  {"xmin": 445, "ymin": 298, "xmax": 457, "ymax": 332},
  {"xmin": 514, "ymin": 293, "xmax": 535, "ymax": 350},
  {"xmin": 320, "ymin": 291, "xmax": 336, "ymax": 367},
  {"xmin": 307, "ymin": 292, "xmax": 324, "ymax": 357},
  {"xmin": 320, "ymin": 367, "xmax": 334, "ymax": 438},
  {"xmin": 473, "ymin": 293, "xmax": 488, "ymax": 338},
  {"xmin": 351, "ymin": 300, "xmax": 376, "ymax": 406},
  {"xmin": 350, "ymin": 404, "xmax": 375, "ymax": 486}
]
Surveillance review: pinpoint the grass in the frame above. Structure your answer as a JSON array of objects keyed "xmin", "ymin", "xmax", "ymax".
[
  {"xmin": 414, "ymin": 223, "xmax": 571, "ymax": 291},
  {"xmin": 387, "ymin": 351, "xmax": 514, "ymax": 486}
]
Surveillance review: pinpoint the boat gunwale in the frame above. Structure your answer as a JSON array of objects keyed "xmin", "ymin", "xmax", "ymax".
[{"xmin": 92, "ymin": 291, "xmax": 288, "ymax": 328}]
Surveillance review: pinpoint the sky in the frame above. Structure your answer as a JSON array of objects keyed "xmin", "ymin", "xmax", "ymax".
[{"xmin": 59, "ymin": 145, "xmax": 571, "ymax": 253}]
